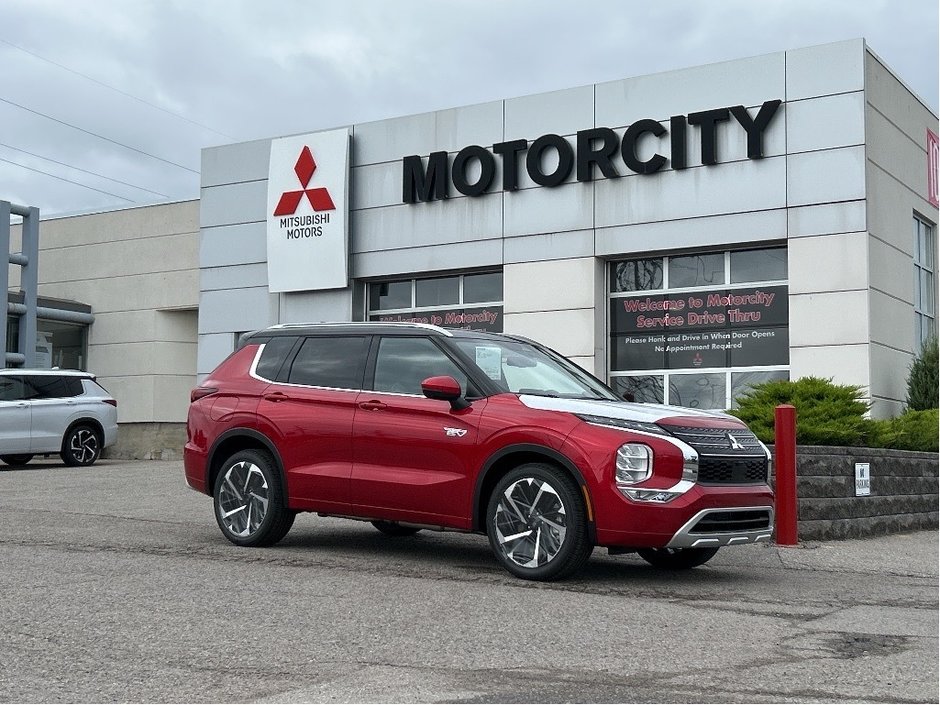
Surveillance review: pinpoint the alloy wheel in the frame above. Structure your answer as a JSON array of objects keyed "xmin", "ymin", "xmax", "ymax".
[
  {"xmin": 69, "ymin": 429, "xmax": 99, "ymax": 464},
  {"xmin": 492, "ymin": 477, "xmax": 567, "ymax": 568},
  {"xmin": 216, "ymin": 460, "xmax": 269, "ymax": 538}
]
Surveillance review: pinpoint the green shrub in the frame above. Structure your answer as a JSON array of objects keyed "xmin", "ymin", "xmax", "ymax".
[
  {"xmin": 906, "ymin": 337, "xmax": 938, "ymax": 410},
  {"xmin": 730, "ymin": 376, "xmax": 869, "ymax": 446},
  {"xmin": 868, "ymin": 409, "xmax": 939, "ymax": 452}
]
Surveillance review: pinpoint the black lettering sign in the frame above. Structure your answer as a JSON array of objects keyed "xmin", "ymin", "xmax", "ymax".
[
  {"xmin": 370, "ymin": 305, "xmax": 503, "ymax": 334},
  {"xmin": 401, "ymin": 99, "xmax": 783, "ymax": 203}
]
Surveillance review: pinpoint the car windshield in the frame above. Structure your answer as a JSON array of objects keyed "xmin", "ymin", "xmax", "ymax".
[{"xmin": 453, "ymin": 338, "xmax": 619, "ymax": 401}]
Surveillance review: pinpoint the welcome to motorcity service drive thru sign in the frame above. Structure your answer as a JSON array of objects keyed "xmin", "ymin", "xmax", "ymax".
[{"xmin": 266, "ymin": 128, "xmax": 350, "ymax": 293}]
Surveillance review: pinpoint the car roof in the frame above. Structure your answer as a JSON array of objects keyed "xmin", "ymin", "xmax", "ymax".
[{"xmin": 0, "ymin": 368, "xmax": 94, "ymax": 377}]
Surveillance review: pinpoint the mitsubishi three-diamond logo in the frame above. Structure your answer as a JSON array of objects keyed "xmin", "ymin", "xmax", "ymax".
[{"xmin": 273, "ymin": 146, "xmax": 336, "ymax": 216}]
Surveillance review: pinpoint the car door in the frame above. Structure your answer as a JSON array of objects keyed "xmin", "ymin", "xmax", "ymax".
[
  {"xmin": 24, "ymin": 375, "xmax": 77, "ymax": 453},
  {"xmin": 255, "ymin": 335, "xmax": 370, "ymax": 513},
  {"xmin": 0, "ymin": 376, "xmax": 31, "ymax": 454},
  {"xmin": 350, "ymin": 335, "xmax": 487, "ymax": 527}
]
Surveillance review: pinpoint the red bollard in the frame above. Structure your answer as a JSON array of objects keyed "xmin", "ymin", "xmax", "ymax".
[{"xmin": 774, "ymin": 404, "xmax": 798, "ymax": 545}]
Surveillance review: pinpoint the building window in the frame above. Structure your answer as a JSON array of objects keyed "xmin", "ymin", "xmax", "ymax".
[
  {"xmin": 609, "ymin": 247, "xmax": 789, "ymax": 410},
  {"xmin": 366, "ymin": 271, "xmax": 503, "ymax": 332},
  {"xmin": 6, "ymin": 317, "xmax": 88, "ymax": 370},
  {"xmin": 914, "ymin": 216, "xmax": 936, "ymax": 348}
]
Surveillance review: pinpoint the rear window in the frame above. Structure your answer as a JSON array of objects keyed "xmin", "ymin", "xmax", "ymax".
[
  {"xmin": 255, "ymin": 336, "xmax": 298, "ymax": 381},
  {"xmin": 25, "ymin": 375, "xmax": 84, "ymax": 399},
  {"xmin": 287, "ymin": 336, "xmax": 369, "ymax": 389}
]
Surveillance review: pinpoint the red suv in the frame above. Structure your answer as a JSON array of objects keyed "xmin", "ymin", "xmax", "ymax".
[{"xmin": 185, "ymin": 323, "xmax": 774, "ymax": 581}]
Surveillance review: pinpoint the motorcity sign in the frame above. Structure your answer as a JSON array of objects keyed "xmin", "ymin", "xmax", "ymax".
[
  {"xmin": 402, "ymin": 100, "xmax": 781, "ymax": 203},
  {"xmin": 370, "ymin": 305, "xmax": 503, "ymax": 333},
  {"xmin": 267, "ymin": 128, "xmax": 350, "ymax": 293}
]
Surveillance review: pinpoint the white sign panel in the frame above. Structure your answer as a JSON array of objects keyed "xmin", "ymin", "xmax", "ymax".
[
  {"xmin": 855, "ymin": 462, "xmax": 871, "ymax": 497},
  {"xmin": 266, "ymin": 128, "xmax": 350, "ymax": 293}
]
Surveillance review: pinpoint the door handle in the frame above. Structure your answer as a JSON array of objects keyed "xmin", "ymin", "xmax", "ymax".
[
  {"xmin": 263, "ymin": 392, "xmax": 290, "ymax": 403},
  {"xmin": 358, "ymin": 400, "xmax": 387, "ymax": 411}
]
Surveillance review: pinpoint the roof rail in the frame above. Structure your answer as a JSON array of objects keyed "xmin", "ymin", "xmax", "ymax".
[{"xmin": 265, "ymin": 321, "xmax": 453, "ymax": 336}]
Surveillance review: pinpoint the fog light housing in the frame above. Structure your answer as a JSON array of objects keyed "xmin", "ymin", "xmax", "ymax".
[
  {"xmin": 623, "ymin": 488, "xmax": 682, "ymax": 503},
  {"xmin": 616, "ymin": 443, "xmax": 652, "ymax": 485}
]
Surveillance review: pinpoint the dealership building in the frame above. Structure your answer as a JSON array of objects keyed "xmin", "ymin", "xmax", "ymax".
[{"xmin": 4, "ymin": 39, "xmax": 938, "ymax": 457}]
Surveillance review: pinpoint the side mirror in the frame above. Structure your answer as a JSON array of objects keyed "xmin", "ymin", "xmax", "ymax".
[{"xmin": 421, "ymin": 375, "xmax": 470, "ymax": 410}]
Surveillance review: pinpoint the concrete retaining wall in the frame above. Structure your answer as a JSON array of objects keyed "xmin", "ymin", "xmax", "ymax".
[
  {"xmin": 771, "ymin": 445, "xmax": 939, "ymax": 541},
  {"xmin": 103, "ymin": 423, "xmax": 187, "ymax": 461}
]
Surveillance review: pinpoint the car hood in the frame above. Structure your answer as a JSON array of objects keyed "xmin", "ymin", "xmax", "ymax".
[{"xmin": 517, "ymin": 394, "xmax": 740, "ymax": 424}]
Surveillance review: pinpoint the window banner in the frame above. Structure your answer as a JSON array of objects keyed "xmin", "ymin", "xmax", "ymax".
[
  {"xmin": 610, "ymin": 285, "xmax": 788, "ymax": 371},
  {"xmin": 371, "ymin": 305, "xmax": 503, "ymax": 333}
]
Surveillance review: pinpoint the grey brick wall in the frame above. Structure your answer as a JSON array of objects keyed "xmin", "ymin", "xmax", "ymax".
[{"xmin": 770, "ymin": 445, "xmax": 939, "ymax": 540}]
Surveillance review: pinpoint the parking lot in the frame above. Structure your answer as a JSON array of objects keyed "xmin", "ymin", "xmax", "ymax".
[{"xmin": 0, "ymin": 459, "xmax": 937, "ymax": 703}]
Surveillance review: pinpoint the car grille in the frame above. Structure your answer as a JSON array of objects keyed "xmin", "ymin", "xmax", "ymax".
[
  {"xmin": 661, "ymin": 424, "xmax": 768, "ymax": 485},
  {"xmin": 689, "ymin": 509, "xmax": 772, "ymax": 534},
  {"xmin": 697, "ymin": 456, "xmax": 768, "ymax": 484}
]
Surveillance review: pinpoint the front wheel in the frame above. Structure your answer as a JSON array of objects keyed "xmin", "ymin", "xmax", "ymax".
[
  {"xmin": 61, "ymin": 425, "xmax": 101, "ymax": 466},
  {"xmin": 0, "ymin": 454, "xmax": 33, "ymax": 467},
  {"xmin": 637, "ymin": 547, "xmax": 719, "ymax": 570},
  {"xmin": 213, "ymin": 449, "xmax": 295, "ymax": 547},
  {"xmin": 486, "ymin": 463, "xmax": 593, "ymax": 581}
]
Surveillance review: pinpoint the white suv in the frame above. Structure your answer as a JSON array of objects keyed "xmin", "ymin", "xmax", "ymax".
[{"xmin": 0, "ymin": 369, "xmax": 118, "ymax": 467}]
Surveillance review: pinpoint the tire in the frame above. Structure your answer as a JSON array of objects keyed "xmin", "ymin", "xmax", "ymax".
[
  {"xmin": 637, "ymin": 547, "xmax": 719, "ymax": 570},
  {"xmin": 486, "ymin": 462, "xmax": 593, "ymax": 581},
  {"xmin": 61, "ymin": 425, "xmax": 102, "ymax": 467},
  {"xmin": 213, "ymin": 449, "xmax": 295, "ymax": 547},
  {"xmin": 0, "ymin": 454, "xmax": 33, "ymax": 467},
  {"xmin": 371, "ymin": 520, "xmax": 421, "ymax": 537}
]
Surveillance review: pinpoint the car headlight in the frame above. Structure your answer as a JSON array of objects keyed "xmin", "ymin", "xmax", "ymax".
[
  {"xmin": 577, "ymin": 414, "xmax": 668, "ymax": 436},
  {"xmin": 616, "ymin": 443, "xmax": 652, "ymax": 485}
]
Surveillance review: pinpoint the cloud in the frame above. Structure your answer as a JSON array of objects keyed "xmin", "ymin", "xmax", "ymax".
[{"xmin": 0, "ymin": 0, "xmax": 936, "ymax": 215}]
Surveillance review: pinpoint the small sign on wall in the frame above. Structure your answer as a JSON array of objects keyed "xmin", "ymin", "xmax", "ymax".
[{"xmin": 855, "ymin": 463, "xmax": 871, "ymax": 497}]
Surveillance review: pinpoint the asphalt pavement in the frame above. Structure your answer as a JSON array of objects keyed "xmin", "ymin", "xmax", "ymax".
[{"xmin": 0, "ymin": 459, "xmax": 937, "ymax": 703}]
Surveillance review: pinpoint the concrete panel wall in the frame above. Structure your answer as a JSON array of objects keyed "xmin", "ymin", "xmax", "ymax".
[{"xmin": 864, "ymin": 49, "xmax": 940, "ymax": 416}]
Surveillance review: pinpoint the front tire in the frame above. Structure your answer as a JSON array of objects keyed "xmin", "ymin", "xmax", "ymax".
[
  {"xmin": 637, "ymin": 547, "xmax": 719, "ymax": 570},
  {"xmin": 213, "ymin": 449, "xmax": 294, "ymax": 547},
  {"xmin": 61, "ymin": 425, "xmax": 101, "ymax": 466},
  {"xmin": 486, "ymin": 463, "xmax": 593, "ymax": 581},
  {"xmin": 0, "ymin": 454, "xmax": 33, "ymax": 467}
]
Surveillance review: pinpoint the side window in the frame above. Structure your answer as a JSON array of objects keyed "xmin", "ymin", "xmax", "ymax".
[
  {"xmin": 27, "ymin": 376, "xmax": 72, "ymax": 399},
  {"xmin": 373, "ymin": 337, "xmax": 467, "ymax": 396},
  {"xmin": 255, "ymin": 336, "xmax": 298, "ymax": 381},
  {"xmin": 0, "ymin": 376, "xmax": 26, "ymax": 402},
  {"xmin": 64, "ymin": 377, "xmax": 85, "ymax": 397},
  {"xmin": 288, "ymin": 336, "xmax": 369, "ymax": 389}
]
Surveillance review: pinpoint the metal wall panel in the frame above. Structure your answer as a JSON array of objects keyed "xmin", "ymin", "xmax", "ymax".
[
  {"xmin": 786, "ymin": 146, "xmax": 866, "ymax": 207},
  {"xmin": 353, "ymin": 100, "xmax": 503, "ymax": 166},
  {"xmin": 595, "ymin": 52, "xmax": 785, "ymax": 127},
  {"xmin": 786, "ymin": 39, "xmax": 864, "ymax": 102},
  {"xmin": 200, "ymin": 222, "xmax": 267, "ymax": 268},
  {"xmin": 504, "ymin": 85, "xmax": 594, "ymax": 141},
  {"xmin": 200, "ymin": 181, "xmax": 267, "ymax": 228},
  {"xmin": 202, "ymin": 138, "xmax": 271, "ymax": 188}
]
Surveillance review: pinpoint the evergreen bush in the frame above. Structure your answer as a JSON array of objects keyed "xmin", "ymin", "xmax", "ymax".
[
  {"xmin": 730, "ymin": 376, "xmax": 869, "ymax": 446},
  {"xmin": 906, "ymin": 337, "xmax": 938, "ymax": 410}
]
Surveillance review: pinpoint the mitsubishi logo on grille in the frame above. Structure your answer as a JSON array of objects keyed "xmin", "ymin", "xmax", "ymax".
[
  {"xmin": 727, "ymin": 432, "xmax": 744, "ymax": 451},
  {"xmin": 273, "ymin": 146, "xmax": 336, "ymax": 216}
]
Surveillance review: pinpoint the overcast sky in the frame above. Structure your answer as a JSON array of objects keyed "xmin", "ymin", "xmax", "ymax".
[{"xmin": 1, "ymin": 0, "xmax": 937, "ymax": 217}]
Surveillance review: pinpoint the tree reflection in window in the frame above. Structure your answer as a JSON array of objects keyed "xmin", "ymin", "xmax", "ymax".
[{"xmin": 611, "ymin": 258, "xmax": 663, "ymax": 292}]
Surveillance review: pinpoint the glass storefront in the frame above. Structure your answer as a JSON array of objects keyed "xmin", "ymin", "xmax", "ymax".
[
  {"xmin": 609, "ymin": 247, "xmax": 789, "ymax": 410},
  {"xmin": 5, "ymin": 316, "xmax": 88, "ymax": 370},
  {"xmin": 367, "ymin": 271, "xmax": 504, "ymax": 333}
]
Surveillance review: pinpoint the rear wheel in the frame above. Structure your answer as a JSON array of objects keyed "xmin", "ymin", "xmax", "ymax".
[
  {"xmin": 486, "ymin": 463, "xmax": 593, "ymax": 581},
  {"xmin": 0, "ymin": 454, "xmax": 33, "ymax": 467},
  {"xmin": 637, "ymin": 547, "xmax": 719, "ymax": 570},
  {"xmin": 213, "ymin": 449, "xmax": 294, "ymax": 547},
  {"xmin": 371, "ymin": 520, "xmax": 420, "ymax": 537},
  {"xmin": 61, "ymin": 425, "xmax": 101, "ymax": 466}
]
